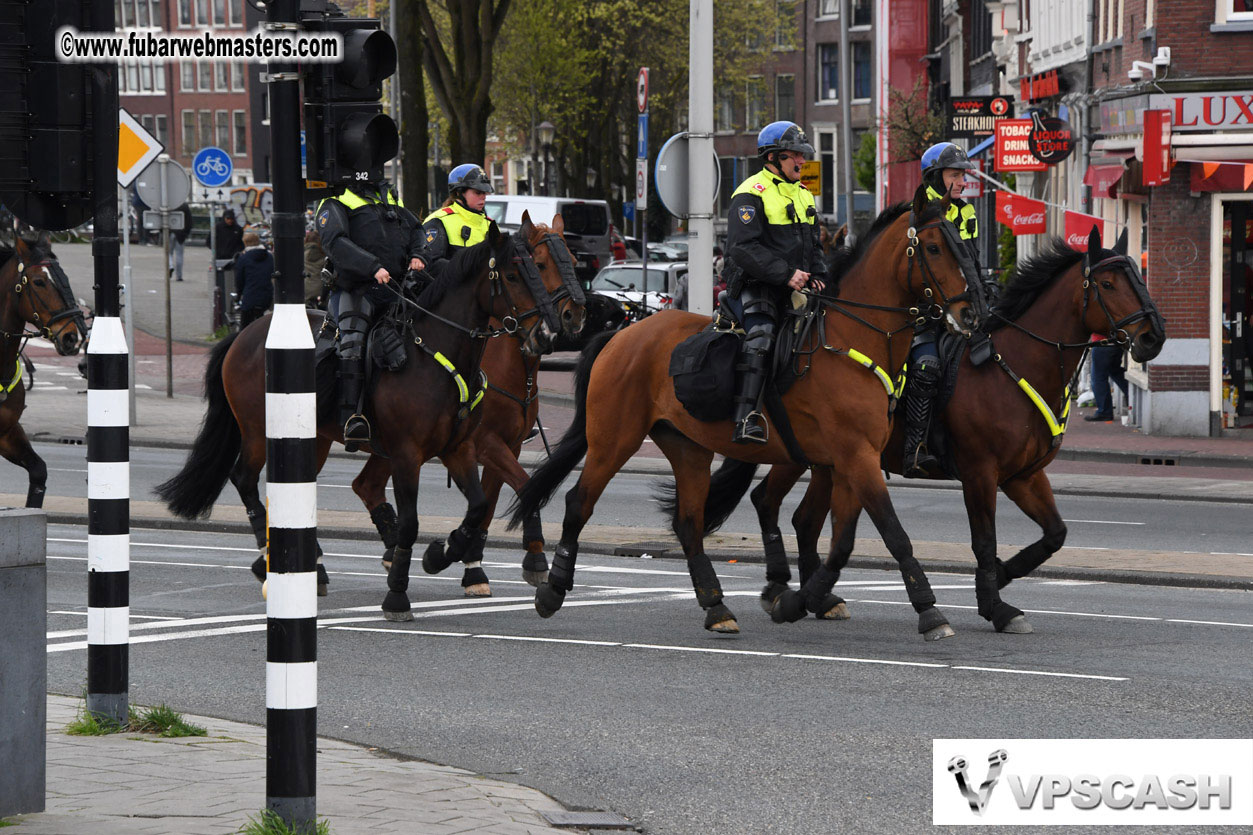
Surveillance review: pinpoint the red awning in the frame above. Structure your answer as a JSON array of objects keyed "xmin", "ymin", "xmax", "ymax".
[
  {"xmin": 1190, "ymin": 161, "xmax": 1253, "ymax": 193},
  {"xmin": 1084, "ymin": 163, "xmax": 1126, "ymax": 198}
]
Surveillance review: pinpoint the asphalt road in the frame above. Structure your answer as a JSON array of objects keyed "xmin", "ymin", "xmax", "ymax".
[
  {"xmin": 25, "ymin": 441, "xmax": 1253, "ymax": 558},
  {"xmin": 44, "ymin": 524, "xmax": 1253, "ymax": 834}
]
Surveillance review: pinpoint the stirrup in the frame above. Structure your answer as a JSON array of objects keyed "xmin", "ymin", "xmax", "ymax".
[
  {"xmin": 344, "ymin": 414, "xmax": 371, "ymax": 451},
  {"xmin": 733, "ymin": 412, "xmax": 768, "ymax": 445},
  {"xmin": 904, "ymin": 448, "xmax": 938, "ymax": 478}
]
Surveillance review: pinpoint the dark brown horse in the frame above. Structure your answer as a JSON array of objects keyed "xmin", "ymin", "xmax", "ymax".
[
  {"xmin": 155, "ymin": 223, "xmax": 568, "ymax": 619},
  {"xmin": 509, "ymin": 187, "xmax": 983, "ymax": 638},
  {"xmin": 346, "ymin": 216, "xmax": 589, "ymax": 596},
  {"xmin": 700, "ymin": 226, "xmax": 1165, "ymax": 633},
  {"xmin": 0, "ymin": 233, "xmax": 87, "ymax": 507}
]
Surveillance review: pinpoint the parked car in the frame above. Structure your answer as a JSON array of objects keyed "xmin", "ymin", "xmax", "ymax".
[
  {"xmin": 484, "ymin": 195, "xmax": 613, "ymax": 287},
  {"xmin": 646, "ymin": 242, "xmax": 686, "ymax": 262},
  {"xmin": 590, "ymin": 261, "xmax": 689, "ymax": 320}
]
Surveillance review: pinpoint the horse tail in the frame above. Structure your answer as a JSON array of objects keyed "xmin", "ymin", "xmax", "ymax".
[
  {"xmin": 154, "ymin": 332, "xmax": 242, "ymax": 519},
  {"xmin": 654, "ymin": 457, "xmax": 759, "ymax": 535},
  {"xmin": 507, "ymin": 330, "xmax": 615, "ymax": 530}
]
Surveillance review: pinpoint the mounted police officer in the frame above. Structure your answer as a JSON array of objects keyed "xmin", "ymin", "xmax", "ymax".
[
  {"xmin": 723, "ymin": 121, "xmax": 828, "ymax": 444},
  {"xmin": 423, "ymin": 163, "xmax": 494, "ymax": 275},
  {"xmin": 903, "ymin": 141, "xmax": 982, "ymax": 477},
  {"xmin": 316, "ymin": 176, "xmax": 428, "ymax": 450}
]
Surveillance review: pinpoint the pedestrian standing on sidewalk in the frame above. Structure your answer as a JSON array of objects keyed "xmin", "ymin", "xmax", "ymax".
[
  {"xmin": 1086, "ymin": 338, "xmax": 1129, "ymax": 422},
  {"xmin": 234, "ymin": 231, "xmax": 274, "ymax": 327},
  {"xmin": 210, "ymin": 208, "xmax": 245, "ymax": 262},
  {"xmin": 169, "ymin": 203, "xmax": 192, "ymax": 281}
]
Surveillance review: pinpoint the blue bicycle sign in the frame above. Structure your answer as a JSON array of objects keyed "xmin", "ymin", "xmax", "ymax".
[{"xmin": 192, "ymin": 146, "xmax": 233, "ymax": 188}]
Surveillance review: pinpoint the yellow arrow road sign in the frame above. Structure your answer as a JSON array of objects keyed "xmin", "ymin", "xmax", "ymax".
[{"xmin": 118, "ymin": 107, "xmax": 164, "ymax": 188}]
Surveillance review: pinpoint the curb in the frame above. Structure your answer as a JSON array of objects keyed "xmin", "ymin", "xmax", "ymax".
[{"xmin": 43, "ymin": 511, "xmax": 1253, "ymax": 593}]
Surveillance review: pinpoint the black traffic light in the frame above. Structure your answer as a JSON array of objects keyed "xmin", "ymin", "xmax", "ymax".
[
  {"xmin": 0, "ymin": 0, "xmax": 95, "ymax": 230},
  {"xmin": 301, "ymin": 9, "xmax": 398, "ymax": 189}
]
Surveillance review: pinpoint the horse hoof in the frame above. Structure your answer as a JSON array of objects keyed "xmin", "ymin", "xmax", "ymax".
[
  {"xmin": 422, "ymin": 541, "xmax": 450, "ymax": 575},
  {"xmin": 250, "ymin": 554, "xmax": 266, "ymax": 583},
  {"xmin": 999, "ymin": 615, "xmax": 1034, "ymax": 634},
  {"xmin": 535, "ymin": 583, "xmax": 566, "ymax": 618},
  {"xmin": 383, "ymin": 608, "xmax": 414, "ymax": 623},
  {"xmin": 759, "ymin": 582, "xmax": 790, "ymax": 614},
  {"xmin": 521, "ymin": 552, "xmax": 549, "ymax": 588},
  {"xmin": 704, "ymin": 602, "xmax": 740, "ymax": 633},
  {"xmin": 464, "ymin": 583, "xmax": 492, "ymax": 598},
  {"xmin": 918, "ymin": 607, "xmax": 955, "ymax": 641},
  {"xmin": 708, "ymin": 617, "xmax": 740, "ymax": 634},
  {"xmin": 769, "ymin": 590, "xmax": 808, "ymax": 624},
  {"xmin": 923, "ymin": 623, "xmax": 956, "ymax": 641},
  {"xmin": 382, "ymin": 590, "xmax": 411, "ymax": 621},
  {"xmin": 522, "ymin": 569, "xmax": 549, "ymax": 587},
  {"xmin": 818, "ymin": 600, "xmax": 851, "ymax": 620},
  {"xmin": 260, "ymin": 579, "xmax": 268, "ymax": 600}
]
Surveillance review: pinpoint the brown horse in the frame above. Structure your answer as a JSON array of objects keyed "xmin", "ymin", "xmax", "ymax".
[
  {"xmin": 509, "ymin": 187, "xmax": 983, "ymax": 638},
  {"xmin": 704, "ymin": 226, "xmax": 1165, "ymax": 633},
  {"xmin": 346, "ymin": 216, "xmax": 589, "ymax": 596},
  {"xmin": 0, "ymin": 233, "xmax": 87, "ymax": 507},
  {"xmin": 155, "ymin": 222, "xmax": 568, "ymax": 618}
]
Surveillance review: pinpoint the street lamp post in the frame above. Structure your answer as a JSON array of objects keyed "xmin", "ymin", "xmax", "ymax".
[{"xmin": 538, "ymin": 120, "xmax": 555, "ymax": 196}]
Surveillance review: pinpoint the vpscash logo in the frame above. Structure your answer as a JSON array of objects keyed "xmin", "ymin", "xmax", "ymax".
[{"xmin": 932, "ymin": 739, "xmax": 1253, "ymax": 826}]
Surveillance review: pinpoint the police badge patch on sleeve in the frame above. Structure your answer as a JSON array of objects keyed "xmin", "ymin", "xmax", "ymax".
[
  {"xmin": 738, "ymin": 205, "xmax": 756, "ymax": 224},
  {"xmin": 318, "ymin": 211, "xmax": 330, "ymax": 228},
  {"xmin": 426, "ymin": 230, "xmax": 436, "ymax": 243}
]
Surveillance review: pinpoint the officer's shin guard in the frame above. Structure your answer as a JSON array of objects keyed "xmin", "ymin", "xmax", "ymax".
[
  {"xmin": 339, "ymin": 357, "xmax": 370, "ymax": 451},
  {"xmin": 903, "ymin": 357, "xmax": 941, "ymax": 478},
  {"xmin": 732, "ymin": 342, "xmax": 771, "ymax": 445}
]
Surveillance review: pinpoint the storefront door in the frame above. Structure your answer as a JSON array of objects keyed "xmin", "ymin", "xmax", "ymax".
[{"xmin": 1223, "ymin": 201, "xmax": 1253, "ymax": 418}]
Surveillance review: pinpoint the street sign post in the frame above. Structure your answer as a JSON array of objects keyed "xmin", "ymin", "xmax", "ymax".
[
  {"xmin": 136, "ymin": 156, "xmax": 190, "ymax": 399},
  {"xmin": 637, "ymin": 66, "xmax": 649, "ymax": 290}
]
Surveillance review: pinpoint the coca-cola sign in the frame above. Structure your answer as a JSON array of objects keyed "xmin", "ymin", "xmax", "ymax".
[
  {"xmin": 1064, "ymin": 211, "xmax": 1106, "ymax": 251},
  {"xmin": 995, "ymin": 190, "xmax": 1047, "ymax": 236},
  {"xmin": 1027, "ymin": 112, "xmax": 1075, "ymax": 165}
]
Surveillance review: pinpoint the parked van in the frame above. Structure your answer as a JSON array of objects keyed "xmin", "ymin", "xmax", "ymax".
[{"xmin": 484, "ymin": 195, "xmax": 613, "ymax": 287}]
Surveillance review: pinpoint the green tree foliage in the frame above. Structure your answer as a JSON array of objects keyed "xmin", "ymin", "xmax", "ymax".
[
  {"xmin": 883, "ymin": 77, "xmax": 944, "ymax": 165},
  {"xmin": 853, "ymin": 130, "xmax": 876, "ymax": 193}
]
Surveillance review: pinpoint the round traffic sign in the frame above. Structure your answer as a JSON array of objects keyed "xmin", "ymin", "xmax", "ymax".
[
  {"xmin": 192, "ymin": 146, "xmax": 233, "ymax": 188},
  {"xmin": 654, "ymin": 133, "xmax": 720, "ymax": 219},
  {"xmin": 135, "ymin": 157, "xmax": 191, "ymax": 210},
  {"xmin": 637, "ymin": 67, "xmax": 649, "ymax": 113}
]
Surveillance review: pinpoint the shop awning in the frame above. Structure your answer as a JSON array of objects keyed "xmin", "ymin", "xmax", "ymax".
[
  {"xmin": 1190, "ymin": 161, "xmax": 1253, "ymax": 193},
  {"xmin": 1084, "ymin": 161, "xmax": 1127, "ymax": 198}
]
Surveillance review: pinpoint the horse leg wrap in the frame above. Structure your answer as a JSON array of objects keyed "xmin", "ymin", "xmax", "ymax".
[
  {"xmin": 797, "ymin": 552, "xmax": 821, "ymax": 587},
  {"xmin": 763, "ymin": 529, "xmax": 791, "ymax": 585},
  {"xmin": 1001, "ymin": 548, "xmax": 1048, "ymax": 586},
  {"xmin": 461, "ymin": 561, "xmax": 490, "ymax": 590},
  {"xmin": 245, "ymin": 506, "xmax": 266, "ymax": 549},
  {"xmin": 801, "ymin": 566, "xmax": 844, "ymax": 616},
  {"xmin": 382, "ymin": 546, "xmax": 414, "ymax": 616},
  {"xmin": 703, "ymin": 602, "xmax": 736, "ymax": 631},
  {"xmin": 759, "ymin": 581, "xmax": 790, "ymax": 612},
  {"xmin": 370, "ymin": 502, "xmax": 399, "ymax": 547},
  {"xmin": 991, "ymin": 601, "xmax": 1025, "ymax": 633},
  {"xmin": 26, "ymin": 483, "xmax": 46, "ymax": 509},
  {"xmin": 250, "ymin": 554, "xmax": 267, "ymax": 583},
  {"xmin": 897, "ymin": 558, "xmax": 938, "ymax": 613},
  {"xmin": 521, "ymin": 551, "xmax": 549, "ymax": 576},
  {"xmin": 316, "ymin": 562, "xmax": 330, "ymax": 597},
  {"xmin": 975, "ymin": 568, "xmax": 1000, "ymax": 621},
  {"xmin": 687, "ymin": 558, "xmax": 724, "ymax": 610},
  {"xmin": 769, "ymin": 589, "xmax": 808, "ymax": 624},
  {"xmin": 522, "ymin": 511, "xmax": 545, "ymax": 550},
  {"xmin": 548, "ymin": 544, "xmax": 577, "ymax": 593},
  {"xmin": 917, "ymin": 606, "xmax": 950, "ymax": 635},
  {"xmin": 459, "ymin": 526, "xmax": 488, "ymax": 565}
]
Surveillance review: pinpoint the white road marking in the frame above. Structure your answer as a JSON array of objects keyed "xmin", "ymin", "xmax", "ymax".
[
  {"xmin": 951, "ymin": 665, "xmax": 1128, "ymax": 682},
  {"xmin": 784, "ymin": 653, "xmax": 947, "ymax": 669},
  {"xmin": 49, "ymin": 467, "xmax": 88, "ymax": 473},
  {"xmin": 474, "ymin": 634, "xmax": 620, "ymax": 647},
  {"xmin": 1166, "ymin": 618, "xmax": 1253, "ymax": 628},
  {"xmin": 1062, "ymin": 519, "xmax": 1145, "ymax": 526},
  {"xmin": 1036, "ymin": 579, "xmax": 1103, "ymax": 586},
  {"xmin": 1208, "ymin": 552, "xmax": 1253, "ymax": 557}
]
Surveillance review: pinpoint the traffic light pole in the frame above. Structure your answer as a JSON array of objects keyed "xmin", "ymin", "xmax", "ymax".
[
  {"xmin": 85, "ymin": 0, "xmax": 130, "ymax": 727},
  {"xmin": 264, "ymin": 0, "xmax": 319, "ymax": 830}
]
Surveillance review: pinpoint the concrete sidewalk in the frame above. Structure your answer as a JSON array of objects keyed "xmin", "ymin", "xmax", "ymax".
[{"xmin": 6, "ymin": 695, "xmax": 588, "ymax": 834}]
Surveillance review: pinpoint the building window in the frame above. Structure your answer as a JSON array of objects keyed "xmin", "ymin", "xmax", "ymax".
[
  {"xmin": 199, "ymin": 109, "xmax": 213, "ymax": 149},
  {"xmin": 231, "ymin": 61, "xmax": 245, "ymax": 91},
  {"xmin": 196, "ymin": 0, "xmax": 208, "ymax": 26},
  {"xmin": 198, "ymin": 61, "xmax": 212, "ymax": 91},
  {"xmin": 818, "ymin": 43, "xmax": 838, "ymax": 101},
  {"xmin": 155, "ymin": 114, "xmax": 168, "ymax": 146},
  {"xmin": 141, "ymin": 114, "xmax": 155, "ymax": 135},
  {"xmin": 180, "ymin": 62, "xmax": 195, "ymax": 92},
  {"xmin": 212, "ymin": 0, "xmax": 225, "ymax": 26},
  {"xmin": 126, "ymin": 63, "xmax": 140, "ymax": 93},
  {"xmin": 853, "ymin": 42, "xmax": 871, "ymax": 99},
  {"xmin": 819, "ymin": 0, "xmax": 838, "ymax": 17},
  {"xmin": 775, "ymin": 1, "xmax": 795, "ymax": 49},
  {"xmin": 816, "ymin": 130, "xmax": 836, "ymax": 216},
  {"xmin": 181, "ymin": 110, "xmax": 196, "ymax": 155},
  {"xmin": 852, "ymin": 0, "xmax": 872, "ymax": 26},
  {"xmin": 137, "ymin": 0, "xmax": 151, "ymax": 27},
  {"xmin": 178, "ymin": 0, "xmax": 192, "ymax": 26},
  {"xmin": 154, "ymin": 63, "xmax": 165, "ymax": 92},
  {"xmin": 715, "ymin": 86, "xmax": 736, "ymax": 132},
  {"xmin": 215, "ymin": 62, "xmax": 229, "ymax": 91},
  {"xmin": 120, "ymin": 0, "xmax": 133, "ymax": 27},
  {"xmin": 1223, "ymin": 0, "xmax": 1253, "ymax": 21},
  {"xmin": 775, "ymin": 74, "xmax": 795, "ymax": 123},
  {"xmin": 141, "ymin": 62, "xmax": 154, "ymax": 92},
  {"xmin": 233, "ymin": 110, "xmax": 247, "ymax": 155},
  {"xmin": 970, "ymin": 0, "xmax": 992, "ymax": 57},
  {"xmin": 215, "ymin": 110, "xmax": 229, "ymax": 149},
  {"xmin": 746, "ymin": 76, "xmax": 768, "ymax": 129}
]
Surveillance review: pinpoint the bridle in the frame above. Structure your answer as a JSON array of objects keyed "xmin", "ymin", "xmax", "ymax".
[
  {"xmin": 902, "ymin": 212, "xmax": 984, "ymax": 326},
  {"xmin": 2, "ymin": 256, "xmax": 86, "ymax": 347},
  {"xmin": 538, "ymin": 231, "xmax": 587, "ymax": 316}
]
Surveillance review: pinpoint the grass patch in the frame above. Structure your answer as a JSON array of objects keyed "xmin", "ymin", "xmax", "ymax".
[
  {"xmin": 210, "ymin": 324, "xmax": 233, "ymax": 341},
  {"xmin": 238, "ymin": 809, "xmax": 331, "ymax": 835},
  {"xmin": 0, "ymin": 818, "xmax": 17, "ymax": 827},
  {"xmin": 65, "ymin": 703, "xmax": 206, "ymax": 738}
]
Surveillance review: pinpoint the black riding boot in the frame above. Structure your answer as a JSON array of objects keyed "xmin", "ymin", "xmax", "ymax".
[
  {"xmin": 732, "ymin": 348, "xmax": 770, "ymax": 444},
  {"xmin": 339, "ymin": 357, "xmax": 370, "ymax": 451},
  {"xmin": 903, "ymin": 360, "xmax": 941, "ymax": 478}
]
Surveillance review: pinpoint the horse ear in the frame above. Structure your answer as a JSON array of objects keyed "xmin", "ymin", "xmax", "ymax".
[
  {"xmin": 36, "ymin": 229, "xmax": 52, "ymax": 251},
  {"xmin": 911, "ymin": 182, "xmax": 929, "ymax": 216},
  {"xmin": 1087, "ymin": 224, "xmax": 1102, "ymax": 254},
  {"xmin": 1115, "ymin": 227, "xmax": 1129, "ymax": 255},
  {"xmin": 519, "ymin": 210, "xmax": 534, "ymax": 239},
  {"xmin": 487, "ymin": 220, "xmax": 501, "ymax": 246},
  {"xmin": 551, "ymin": 212, "xmax": 565, "ymax": 236}
]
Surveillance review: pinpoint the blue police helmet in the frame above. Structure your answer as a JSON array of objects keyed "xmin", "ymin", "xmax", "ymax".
[
  {"xmin": 448, "ymin": 163, "xmax": 495, "ymax": 194},
  {"xmin": 921, "ymin": 142, "xmax": 976, "ymax": 176},
  {"xmin": 757, "ymin": 121, "xmax": 815, "ymax": 158}
]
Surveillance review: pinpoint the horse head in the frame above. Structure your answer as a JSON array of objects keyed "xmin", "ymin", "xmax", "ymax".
[
  {"xmin": 900, "ymin": 183, "xmax": 981, "ymax": 335},
  {"xmin": 1082, "ymin": 225, "xmax": 1166, "ymax": 363},
  {"xmin": 482, "ymin": 222, "xmax": 559, "ymax": 357},
  {"xmin": 518, "ymin": 211, "xmax": 587, "ymax": 339},
  {"xmin": 7, "ymin": 232, "xmax": 86, "ymax": 356}
]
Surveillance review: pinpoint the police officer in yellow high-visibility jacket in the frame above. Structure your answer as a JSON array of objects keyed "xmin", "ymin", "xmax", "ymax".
[
  {"xmin": 723, "ymin": 121, "xmax": 828, "ymax": 444},
  {"xmin": 903, "ymin": 142, "xmax": 980, "ymax": 477},
  {"xmin": 316, "ymin": 178, "xmax": 427, "ymax": 449},
  {"xmin": 423, "ymin": 164, "xmax": 494, "ymax": 276}
]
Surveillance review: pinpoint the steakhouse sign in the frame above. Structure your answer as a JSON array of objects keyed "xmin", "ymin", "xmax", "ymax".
[{"xmin": 995, "ymin": 119, "xmax": 1046, "ymax": 172}]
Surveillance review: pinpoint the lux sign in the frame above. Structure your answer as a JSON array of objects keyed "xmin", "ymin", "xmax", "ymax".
[{"xmin": 1148, "ymin": 91, "xmax": 1253, "ymax": 132}]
